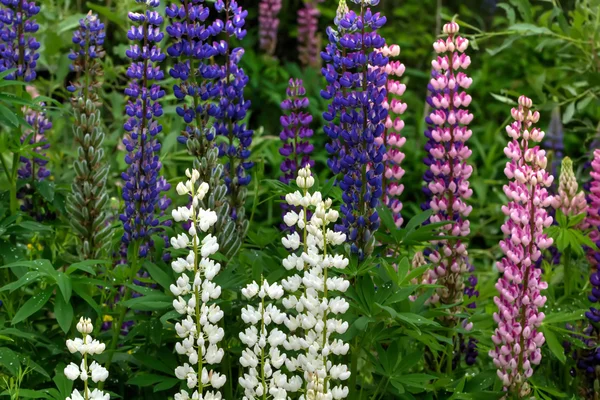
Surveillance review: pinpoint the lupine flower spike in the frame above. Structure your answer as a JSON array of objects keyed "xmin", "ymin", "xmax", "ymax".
[
  {"xmin": 0, "ymin": 0, "xmax": 41, "ymax": 81},
  {"xmin": 239, "ymin": 279, "xmax": 297, "ymax": 398},
  {"xmin": 282, "ymin": 165, "xmax": 351, "ymax": 399},
  {"xmin": 298, "ymin": 0, "xmax": 323, "ymax": 68},
  {"xmin": 258, "ymin": 0, "xmax": 281, "ymax": 56},
  {"xmin": 64, "ymin": 317, "xmax": 110, "ymax": 400},
  {"xmin": 421, "ymin": 22, "xmax": 474, "ymax": 313},
  {"xmin": 205, "ymin": 0, "xmax": 253, "ymax": 245},
  {"xmin": 552, "ymin": 157, "xmax": 587, "ymax": 219},
  {"xmin": 120, "ymin": 0, "xmax": 171, "ymax": 258},
  {"xmin": 170, "ymin": 170, "xmax": 226, "ymax": 399},
  {"xmin": 321, "ymin": 0, "xmax": 388, "ymax": 259},
  {"xmin": 66, "ymin": 13, "xmax": 112, "ymax": 259},
  {"xmin": 17, "ymin": 106, "xmax": 54, "ymax": 221},
  {"xmin": 490, "ymin": 96, "xmax": 554, "ymax": 396},
  {"xmin": 377, "ymin": 44, "xmax": 407, "ymax": 228},
  {"xmin": 586, "ymin": 149, "xmax": 600, "ymax": 269}
]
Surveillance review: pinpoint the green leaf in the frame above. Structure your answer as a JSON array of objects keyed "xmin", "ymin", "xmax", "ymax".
[
  {"xmin": 57, "ymin": 13, "xmax": 87, "ymax": 34},
  {"xmin": 122, "ymin": 294, "xmax": 172, "ymax": 311},
  {"xmin": 153, "ymin": 377, "xmax": 180, "ymax": 392},
  {"xmin": 144, "ymin": 261, "xmax": 172, "ymax": 291},
  {"xmin": 490, "ymin": 93, "xmax": 516, "ymax": 105},
  {"xmin": 34, "ymin": 180, "xmax": 55, "ymax": 202},
  {"xmin": 0, "ymin": 271, "xmax": 41, "ymax": 292},
  {"xmin": 543, "ymin": 310, "xmax": 586, "ymax": 324},
  {"xmin": 0, "ymin": 347, "xmax": 20, "ymax": 375},
  {"xmin": 54, "ymin": 294, "xmax": 74, "ymax": 334},
  {"xmin": 66, "ymin": 259, "xmax": 105, "ymax": 275},
  {"xmin": 12, "ymin": 287, "xmax": 54, "ymax": 324},
  {"xmin": 562, "ymin": 102, "xmax": 575, "ymax": 124},
  {"xmin": 508, "ymin": 23, "xmax": 552, "ymax": 35},
  {"xmin": 127, "ymin": 373, "xmax": 171, "ymax": 387},
  {"xmin": 55, "ymin": 272, "xmax": 72, "ymax": 302},
  {"xmin": 0, "ymin": 103, "xmax": 18, "ymax": 127},
  {"xmin": 540, "ymin": 325, "xmax": 566, "ymax": 364}
]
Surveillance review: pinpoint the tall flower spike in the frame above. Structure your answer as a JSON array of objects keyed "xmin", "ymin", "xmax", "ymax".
[
  {"xmin": 170, "ymin": 171, "xmax": 226, "ymax": 399},
  {"xmin": 66, "ymin": 13, "xmax": 112, "ymax": 259},
  {"xmin": 489, "ymin": 96, "xmax": 554, "ymax": 396},
  {"xmin": 298, "ymin": 0, "xmax": 323, "ymax": 68},
  {"xmin": 321, "ymin": 0, "xmax": 388, "ymax": 259},
  {"xmin": 17, "ymin": 105, "xmax": 54, "ymax": 221},
  {"xmin": 258, "ymin": 0, "xmax": 281, "ymax": 56},
  {"xmin": 421, "ymin": 22, "xmax": 474, "ymax": 311},
  {"xmin": 377, "ymin": 44, "xmax": 406, "ymax": 227},
  {"xmin": 120, "ymin": 0, "xmax": 171, "ymax": 258},
  {"xmin": 166, "ymin": 1, "xmax": 241, "ymax": 258},
  {"xmin": 0, "ymin": 0, "xmax": 40, "ymax": 81},
  {"xmin": 586, "ymin": 149, "xmax": 600, "ymax": 268},
  {"xmin": 552, "ymin": 157, "xmax": 587, "ymax": 218},
  {"xmin": 239, "ymin": 279, "xmax": 297, "ymax": 398},
  {"xmin": 203, "ymin": 0, "xmax": 253, "ymax": 243},
  {"xmin": 64, "ymin": 317, "xmax": 110, "ymax": 400},
  {"xmin": 281, "ymin": 165, "xmax": 350, "ymax": 399}
]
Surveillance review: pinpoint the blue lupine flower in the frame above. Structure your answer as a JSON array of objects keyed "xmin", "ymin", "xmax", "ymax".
[
  {"xmin": 67, "ymin": 12, "xmax": 105, "ymax": 95},
  {"xmin": 120, "ymin": 0, "xmax": 171, "ymax": 258},
  {"xmin": 320, "ymin": 0, "xmax": 387, "ymax": 259},
  {"xmin": 0, "ymin": 0, "xmax": 40, "ymax": 81}
]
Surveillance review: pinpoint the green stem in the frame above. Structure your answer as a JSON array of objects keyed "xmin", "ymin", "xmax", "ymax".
[
  {"xmin": 349, "ymin": 336, "xmax": 359, "ymax": 400},
  {"xmin": 563, "ymin": 248, "xmax": 572, "ymax": 297}
]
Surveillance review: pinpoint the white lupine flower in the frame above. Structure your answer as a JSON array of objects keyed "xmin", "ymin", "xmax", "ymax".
[
  {"xmin": 65, "ymin": 318, "xmax": 110, "ymax": 399},
  {"xmin": 169, "ymin": 178, "xmax": 225, "ymax": 398},
  {"xmin": 279, "ymin": 165, "xmax": 350, "ymax": 399}
]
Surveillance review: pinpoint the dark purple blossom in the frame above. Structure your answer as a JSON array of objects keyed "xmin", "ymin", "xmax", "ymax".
[
  {"xmin": 258, "ymin": 0, "xmax": 281, "ymax": 55},
  {"xmin": 320, "ymin": 1, "xmax": 388, "ymax": 259},
  {"xmin": 120, "ymin": 0, "xmax": 171, "ymax": 258},
  {"xmin": 0, "ymin": 0, "xmax": 40, "ymax": 81},
  {"xmin": 67, "ymin": 12, "xmax": 105, "ymax": 96},
  {"xmin": 298, "ymin": 0, "xmax": 322, "ymax": 68}
]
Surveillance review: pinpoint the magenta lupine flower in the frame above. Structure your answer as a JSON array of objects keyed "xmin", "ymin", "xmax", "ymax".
[
  {"xmin": 422, "ymin": 22, "xmax": 473, "ymax": 307},
  {"xmin": 377, "ymin": 44, "xmax": 406, "ymax": 227},
  {"xmin": 258, "ymin": 0, "xmax": 281, "ymax": 55},
  {"xmin": 586, "ymin": 149, "xmax": 600, "ymax": 267},
  {"xmin": 490, "ymin": 96, "xmax": 554, "ymax": 395},
  {"xmin": 298, "ymin": 0, "xmax": 322, "ymax": 68}
]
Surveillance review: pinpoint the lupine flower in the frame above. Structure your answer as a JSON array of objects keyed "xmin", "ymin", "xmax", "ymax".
[
  {"xmin": 543, "ymin": 107, "xmax": 564, "ymax": 181},
  {"xmin": 120, "ymin": 0, "xmax": 171, "ymax": 258},
  {"xmin": 0, "ymin": 0, "xmax": 40, "ymax": 81},
  {"xmin": 279, "ymin": 78, "xmax": 314, "ymax": 185},
  {"xmin": 298, "ymin": 0, "xmax": 323, "ymax": 68},
  {"xmin": 552, "ymin": 157, "xmax": 587, "ymax": 218},
  {"xmin": 239, "ymin": 279, "xmax": 298, "ymax": 398},
  {"xmin": 489, "ymin": 96, "xmax": 554, "ymax": 395},
  {"xmin": 64, "ymin": 317, "xmax": 110, "ymax": 400},
  {"xmin": 17, "ymin": 105, "xmax": 54, "ymax": 221},
  {"xmin": 204, "ymin": 0, "xmax": 253, "ymax": 238},
  {"xmin": 258, "ymin": 0, "xmax": 281, "ymax": 56},
  {"xmin": 321, "ymin": 0, "xmax": 388, "ymax": 259},
  {"xmin": 281, "ymin": 165, "xmax": 350, "ymax": 399},
  {"xmin": 586, "ymin": 149, "xmax": 600, "ymax": 268},
  {"xmin": 66, "ymin": 13, "xmax": 112, "ymax": 259},
  {"xmin": 421, "ymin": 22, "xmax": 474, "ymax": 310},
  {"xmin": 170, "ymin": 170, "xmax": 226, "ymax": 399},
  {"xmin": 377, "ymin": 44, "xmax": 406, "ymax": 228}
]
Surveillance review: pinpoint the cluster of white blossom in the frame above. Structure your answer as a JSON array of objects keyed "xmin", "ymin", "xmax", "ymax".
[
  {"xmin": 281, "ymin": 166, "xmax": 351, "ymax": 400},
  {"xmin": 170, "ymin": 169, "xmax": 226, "ymax": 400},
  {"xmin": 239, "ymin": 279, "xmax": 302, "ymax": 399},
  {"xmin": 64, "ymin": 317, "xmax": 110, "ymax": 400}
]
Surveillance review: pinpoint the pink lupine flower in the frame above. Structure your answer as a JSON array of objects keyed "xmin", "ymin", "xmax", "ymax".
[
  {"xmin": 552, "ymin": 157, "xmax": 587, "ymax": 218},
  {"xmin": 298, "ymin": 0, "xmax": 323, "ymax": 68},
  {"xmin": 489, "ymin": 96, "xmax": 554, "ymax": 396},
  {"xmin": 586, "ymin": 149, "xmax": 600, "ymax": 267},
  {"xmin": 258, "ymin": 0, "xmax": 281, "ymax": 55},
  {"xmin": 422, "ymin": 22, "xmax": 473, "ymax": 309},
  {"xmin": 376, "ymin": 44, "xmax": 407, "ymax": 227}
]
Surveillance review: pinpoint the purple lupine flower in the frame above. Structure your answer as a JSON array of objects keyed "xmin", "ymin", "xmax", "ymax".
[
  {"xmin": 258, "ymin": 0, "xmax": 281, "ymax": 56},
  {"xmin": 17, "ymin": 105, "xmax": 53, "ymax": 220},
  {"xmin": 489, "ymin": 96, "xmax": 554, "ymax": 395},
  {"xmin": 586, "ymin": 149, "xmax": 600, "ymax": 268},
  {"xmin": 120, "ymin": 0, "xmax": 171, "ymax": 258},
  {"xmin": 203, "ymin": 0, "xmax": 253, "ymax": 226},
  {"xmin": 166, "ymin": 0, "xmax": 215, "ymax": 146},
  {"xmin": 66, "ymin": 11, "xmax": 105, "ymax": 97},
  {"xmin": 279, "ymin": 78, "xmax": 314, "ymax": 184},
  {"xmin": 377, "ymin": 44, "xmax": 406, "ymax": 228},
  {"xmin": 543, "ymin": 107, "xmax": 564, "ymax": 181},
  {"xmin": 298, "ymin": 0, "xmax": 323, "ymax": 68},
  {"xmin": 421, "ymin": 22, "xmax": 474, "ymax": 309},
  {"xmin": 0, "ymin": 0, "xmax": 40, "ymax": 81},
  {"xmin": 321, "ymin": 0, "xmax": 387, "ymax": 259}
]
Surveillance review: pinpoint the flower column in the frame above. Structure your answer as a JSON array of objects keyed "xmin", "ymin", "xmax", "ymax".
[
  {"xmin": 422, "ymin": 22, "xmax": 473, "ymax": 312},
  {"xmin": 490, "ymin": 96, "xmax": 554, "ymax": 396}
]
